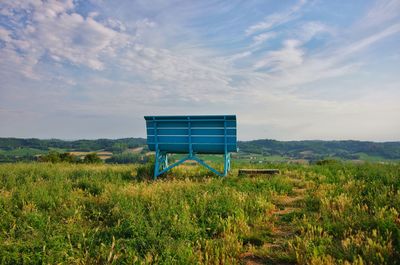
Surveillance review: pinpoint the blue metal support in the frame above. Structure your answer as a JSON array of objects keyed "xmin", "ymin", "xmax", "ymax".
[
  {"xmin": 191, "ymin": 156, "xmax": 225, "ymax": 177},
  {"xmin": 153, "ymin": 118, "xmax": 159, "ymax": 179},
  {"xmin": 157, "ymin": 155, "xmax": 190, "ymax": 176},
  {"xmin": 223, "ymin": 117, "xmax": 228, "ymax": 176},
  {"xmin": 188, "ymin": 117, "xmax": 193, "ymax": 156},
  {"xmin": 159, "ymin": 153, "xmax": 168, "ymax": 170},
  {"xmin": 155, "ymin": 154, "xmax": 228, "ymax": 178}
]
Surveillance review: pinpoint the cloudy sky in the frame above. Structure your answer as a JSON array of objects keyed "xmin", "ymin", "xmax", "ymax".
[{"xmin": 0, "ymin": 0, "xmax": 399, "ymax": 141}]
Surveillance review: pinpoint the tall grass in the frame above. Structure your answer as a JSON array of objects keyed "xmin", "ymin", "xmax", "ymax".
[
  {"xmin": 0, "ymin": 163, "xmax": 291, "ymax": 264},
  {"xmin": 289, "ymin": 162, "xmax": 400, "ymax": 264},
  {"xmin": 0, "ymin": 162, "xmax": 399, "ymax": 264}
]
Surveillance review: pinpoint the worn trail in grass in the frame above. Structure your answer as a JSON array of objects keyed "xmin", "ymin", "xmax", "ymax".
[{"xmin": 241, "ymin": 173, "xmax": 307, "ymax": 265}]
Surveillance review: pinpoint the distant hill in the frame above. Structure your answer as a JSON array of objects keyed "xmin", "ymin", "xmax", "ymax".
[
  {"xmin": 237, "ymin": 139, "xmax": 400, "ymax": 162},
  {"xmin": 0, "ymin": 137, "xmax": 399, "ymax": 162},
  {"xmin": 0, "ymin": 137, "xmax": 146, "ymax": 151},
  {"xmin": 0, "ymin": 137, "xmax": 146, "ymax": 162}
]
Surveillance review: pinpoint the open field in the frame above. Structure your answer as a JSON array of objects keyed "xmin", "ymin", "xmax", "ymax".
[
  {"xmin": 69, "ymin": 151, "xmax": 114, "ymax": 161},
  {"xmin": 0, "ymin": 162, "xmax": 399, "ymax": 264}
]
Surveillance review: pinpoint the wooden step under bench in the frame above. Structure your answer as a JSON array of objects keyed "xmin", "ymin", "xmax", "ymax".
[{"xmin": 238, "ymin": 169, "xmax": 280, "ymax": 175}]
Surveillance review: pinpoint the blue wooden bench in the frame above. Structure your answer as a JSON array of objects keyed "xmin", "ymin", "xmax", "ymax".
[{"xmin": 144, "ymin": 115, "xmax": 237, "ymax": 179}]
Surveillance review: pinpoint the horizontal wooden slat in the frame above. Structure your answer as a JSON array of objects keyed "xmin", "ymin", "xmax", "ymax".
[
  {"xmin": 147, "ymin": 136, "xmax": 236, "ymax": 144},
  {"xmin": 147, "ymin": 128, "xmax": 236, "ymax": 136},
  {"xmin": 147, "ymin": 143, "xmax": 237, "ymax": 154},
  {"xmin": 144, "ymin": 115, "xmax": 236, "ymax": 121},
  {"xmin": 146, "ymin": 120, "xmax": 236, "ymax": 128},
  {"xmin": 147, "ymin": 128, "xmax": 188, "ymax": 135}
]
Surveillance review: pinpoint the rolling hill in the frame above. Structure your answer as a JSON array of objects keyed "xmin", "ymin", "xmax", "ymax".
[{"xmin": 0, "ymin": 137, "xmax": 399, "ymax": 162}]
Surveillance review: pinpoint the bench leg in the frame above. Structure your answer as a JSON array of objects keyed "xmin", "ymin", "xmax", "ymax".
[
  {"xmin": 154, "ymin": 149, "xmax": 160, "ymax": 179},
  {"xmin": 154, "ymin": 151, "xmax": 168, "ymax": 179},
  {"xmin": 160, "ymin": 153, "xmax": 168, "ymax": 170},
  {"xmin": 223, "ymin": 153, "xmax": 230, "ymax": 176}
]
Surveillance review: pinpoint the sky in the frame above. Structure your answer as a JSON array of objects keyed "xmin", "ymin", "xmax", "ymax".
[{"xmin": 0, "ymin": 0, "xmax": 399, "ymax": 141}]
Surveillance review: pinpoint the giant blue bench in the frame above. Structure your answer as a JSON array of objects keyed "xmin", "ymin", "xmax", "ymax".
[{"xmin": 144, "ymin": 115, "xmax": 237, "ymax": 179}]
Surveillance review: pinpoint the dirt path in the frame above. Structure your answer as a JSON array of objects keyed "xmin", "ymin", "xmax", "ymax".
[{"xmin": 241, "ymin": 176, "xmax": 307, "ymax": 265}]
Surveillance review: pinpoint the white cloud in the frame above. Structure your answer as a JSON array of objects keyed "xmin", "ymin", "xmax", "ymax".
[
  {"xmin": 105, "ymin": 18, "xmax": 126, "ymax": 32},
  {"xmin": 224, "ymin": 51, "xmax": 253, "ymax": 63},
  {"xmin": 245, "ymin": 0, "xmax": 307, "ymax": 36},
  {"xmin": 248, "ymin": 17, "xmax": 400, "ymax": 91},
  {"xmin": 0, "ymin": 0, "xmax": 134, "ymax": 74},
  {"xmin": 254, "ymin": 39, "xmax": 304, "ymax": 71},
  {"xmin": 251, "ymin": 32, "xmax": 277, "ymax": 47},
  {"xmin": 249, "ymin": 21, "xmax": 329, "ymax": 72},
  {"xmin": 0, "ymin": 27, "xmax": 12, "ymax": 42},
  {"xmin": 117, "ymin": 44, "xmax": 234, "ymax": 102},
  {"xmin": 135, "ymin": 18, "xmax": 157, "ymax": 31},
  {"xmin": 297, "ymin": 21, "xmax": 330, "ymax": 42},
  {"xmin": 337, "ymin": 22, "xmax": 400, "ymax": 57},
  {"xmin": 363, "ymin": 0, "xmax": 400, "ymax": 28}
]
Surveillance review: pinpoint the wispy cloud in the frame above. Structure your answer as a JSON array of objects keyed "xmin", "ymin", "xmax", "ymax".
[
  {"xmin": 245, "ymin": 0, "xmax": 307, "ymax": 36},
  {"xmin": 337, "ymin": 22, "xmax": 400, "ymax": 57},
  {"xmin": 251, "ymin": 32, "xmax": 277, "ymax": 48},
  {"xmin": 363, "ymin": 0, "xmax": 400, "ymax": 28},
  {"xmin": 253, "ymin": 39, "xmax": 304, "ymax": 71}
]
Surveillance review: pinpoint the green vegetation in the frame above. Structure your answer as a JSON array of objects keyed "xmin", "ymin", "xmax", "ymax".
[
  {"xmin": 0, "ymin": 138, "xmax": 146, "ymax": 152},
  {"xmin": 82, "ymin": 153, "xmax": 103, "ymax": 164},
  {"xmin": 288, "ymin": 162, "xmax": 400, "ymax": 264},
  {"xmin": 38, "ymin": 151, "xmax": 80, "ymax": 163},
  {"xmin": 238, "ymin": 139, "xmax": 400, "ymax": 162},
  {"xmin": 1, "ymin": 138, "xmax": 400, "ymax": 163},
  {"xmin": 106, "ymin": 153, "xmax": 148, "ymax": 164},
  {"xmin": 0, "ymin": 147, "xmax": 46, "ymax": 156},
  {"xmin": 38, "ymin": 152, "xmax": 103, "ymax": 164},
  {"xmin": 0, "ymin": 161, "xmax": 399, "ymax": 264},
  {"xmin": 356, "ymin": 152, "xmax": 394, "ymax": 162}
]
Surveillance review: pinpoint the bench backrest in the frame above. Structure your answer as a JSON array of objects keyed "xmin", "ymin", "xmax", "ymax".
[{"xmin": 145, "ymin": 115, "xmax": 237, "ymax": 154}]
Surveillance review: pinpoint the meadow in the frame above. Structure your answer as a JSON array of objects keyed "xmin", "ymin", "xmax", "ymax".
[{"xmin": 0, "ymin": 161, "xmax": 399, "ymax": 264}]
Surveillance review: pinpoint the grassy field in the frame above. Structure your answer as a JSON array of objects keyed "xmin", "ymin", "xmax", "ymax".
[
  {"xmin": 0, "ymin": 162, "xmax": 399, "ymax": 264},
  {"xmin": 0, "ymin": 148, "xmax": 47, "ymax": 157}
]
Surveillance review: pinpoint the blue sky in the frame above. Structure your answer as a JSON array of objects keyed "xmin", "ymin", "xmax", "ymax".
[{"xmin": 0, "ymin": 0, "xmax": 399, "ymax": 141}]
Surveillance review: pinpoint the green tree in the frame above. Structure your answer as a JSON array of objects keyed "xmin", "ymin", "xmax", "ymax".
[
  {"xmin": 83, "ymin": 153, "xmax": 102, "ymax": 164},
  {"xmin": 38, "ymin": 151, "xmax": 78, "ymax": 163},
  {"xmin": 110, "ymin": 143, "xmax": 128, "ymax": 153},
  {"xmin": 59, "ymin": 152, "xmax": 79, "ymax": 163},
  {"xmin": 38, "ymin": 151, "xmax": 61, "ymax": 163}
]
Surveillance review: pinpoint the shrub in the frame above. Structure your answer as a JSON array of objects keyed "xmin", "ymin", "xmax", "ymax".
[
  {"xmin": 83, "ymin": 153, "xmax": 102, "ymax": 164},
  {"xmin": 38, "ymin": 151, "xmax": 78, "ymax": 163},
  {"xmin": 315, "ymin": 159, "xmax": 341, "ymax": 165},
  {"xmin": 136, "ymin": 158, "xmax": 155, "ymax": 181}
]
